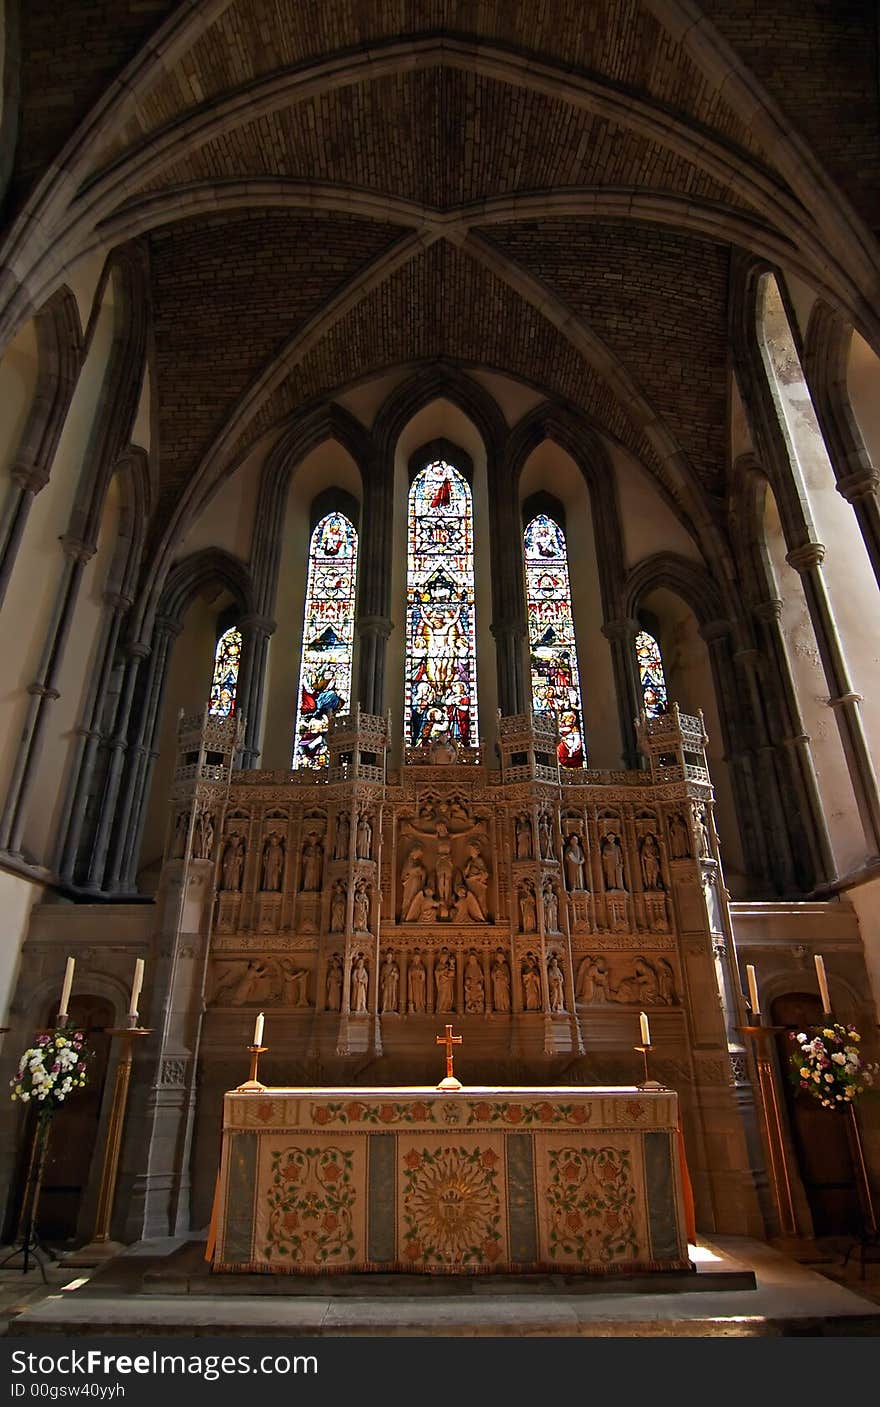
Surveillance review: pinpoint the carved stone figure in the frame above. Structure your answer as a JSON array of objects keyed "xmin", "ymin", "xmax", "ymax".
[
  {"xmin": 668, "ymin": 811, "xmax": 690, "ymax": 859},
  {"xmin": 407, "ymin": 950, "xmax": 427, "ymax": 1012},
  {"xmin": 452, "ymin": 883, "xmax": 485, "ymax": 923},
  {"xmin": 172, "ymin": 811, "xmax": 188, "ymax": 859},
  {"xmin": 333, "ymin": 812, "xmax": 350, "ymax": 861},
  {"xmin": 522, "ymin": 956, "xmax": 542, "ymax": 1011},
  {"xmin": 547, "ymin": 953, "xmax": 565, "ymax": 1013},
  {"xmin": 329, "ymin": 878, "xmax": 346, "ymax": 932},
  {"xmin": 655, "ymin": 957, "xmax": 677, "ymax": 1005},
  {"xmin": 615, "ymin": 956, "xmax": 658, "ymax": 1005},
  {"xmin": 353, "ymin": 878, "xmax": 371, "ymax": 932},
  {"xmin": 640, "ymin": 832, "xmax": 662, "ymax": 891},
  {"xmin": 576, "ymin": 955, "xmax": 610, "ymax": 1004},
  {"xmin": 194, "ymin": 811, "xmax": 214, "ymax": 860},
  {"xmin": 231, "ymin": 959, "xmax": 268, "ymax": 1005},
  {"xmin": 538, "ymin": 811, "xmax": 555, "ymax": 860},
  {"xmin": 280, "ymin": 958, "xmax": 310, "ymax": 1007},
  {"xmin": 434, "ymin": 948, "xmax": 456, "ymax": 1011},
  {"xmin": 518, "ymin": 879, "xmax": 537, "ymax": 934},
  {"xmin": 407, "ymin": 884, "xmax": 439, "ymax": 923},
  {"xmin": 695, "ymin": 805, "xmax": 712, "ymax": 858},
  {"xmin": 515, "ymin": 813, "xmax": 533, "ymax": 860},
  {"xmin": 434, "ymin": 830, "xmax": 455, "ymax": 910},
  {"xmin": 350, "ymin": 953, "xmax": 369, "ymax": 1014},
  {"xmin": 356, "ymin": 811, "xmax": 373, "ymax": 861},
  {"xmin": 464, "ymin": 950, "xmax": 485, "ymax": 1013},
  {"xmin": 601, "ymin": 832, "xmax": 626, "ymax": 891},
  {"xmin": 542, "ymin": 877, "xmax": 559, "ymax": 931},
  {"xmin": 563, "ymin": 832, "xmax": 586, "ymax": 891},
  {"xmin": 221, "ymin": 834, "xmax": 245, "ymax": 891},
  {"xmin": 401, "ymin": 846, "xmax": 427, "ymax": 920},
  {"xmin": 261, "ymin": 831, "xmax": 285, "ymax": 891},
  {"xmin": 491, "ymin": 951, "xmax": 511, "ymax": 1013},
  {"xmin": 380, "ymin": 950, "xmax": 400, "ymax": 1013},
  {"xmin": 301, "ymin": 834, "xmax": 324, "ymax": 891},
  {"xmin": 462, "ymin": 842, "xmax": 489, "ymax": 919},
  {"xmin": 325, "ymin": 953, "xmax": 343, "ymax": 1010}
]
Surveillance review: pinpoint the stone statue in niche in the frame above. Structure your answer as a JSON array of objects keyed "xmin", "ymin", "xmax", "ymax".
[
  {"xmin": 464, "ymin": 950, "xmax": 485, "ymax": 1013},
  {"xmin": 576, "ymin": 955, "xmax": 610, "ymax": 1004},
  {"xmin": 546, "ymin": 952, "xmax": 566, "ymax": 1013},
  {"xmin": 329, "ymin": 878, "xmax": 346, "ymax": 932},
  {"xmin": 491, "ymin": 950, "xmax": 511, "ymax": 1013},
  {"xmin": 668, "ymin": 811, "xmax": 690, "ymax": 859},
  {"xmin": 521, "ymin": 954, "xmax": 542, "ymax": 1011},
  {"xmin": 260, "ymin": 831, "xmax": 286, "ymax": 891},
  {"xmin": 352, "ymin": 877, "xmax": 371, "ymax": 932},
  {"xmin": 193, "ymin": 811, "xmax": 214, "ymax": 860},
  {"xmin": 280, "ymin": 958, "xmax": 310, "ymax": 1007},
  {"xmin": 639, "ymin": 832, "xmax": 662, "ymax": 891},
  {"xmin": 380, "ymin": 950, "xmax": 399, "ymax": 1013},
  {"xmin": 172, "ymin": 811, "xmax": 188, "ymax": 859},
  {"xmin": 301, "ymin": 834, "xmax": 324, "ymax": 891},
  {"xmin": 407, "ymin": 950, "xmax": 427, "ymax": 1013},
  {"xmin": 654, "ymin": 957, "xmax": 677, "ymax": 1004},
  {"xmin": 325, "ymin": 953, "xmax": 343, "ymax": 1011},
  {"xmin": 542, "ymin": 876, "xmax": 559, "ymax": 931},
  {"xmin": 350, "ymin": 953, "xmax": 369, "ymax": 1014},
  {"xmin": 221, "ymin": 833, "xmax": 245, "ymax": 891},
  {"xmin": 563, "ymin": 832, "xmax": 586, "ymax": 891},
  {"xmin": 333, "ymin": 812, "xmax": 350, "ymax": 861},
  {"xmin": 434, "ymin": 948, "xmax": 456, "ymax": 1012},
  {"xmin": 515, "ymin": 813, "xmax": 533, "ymax": 860},
  {"xmin": 453, "ymin": 883, "xmax": 485, "ymax": 923},
  {"xmin": 601, "ymin": 832, "xmax": 626, "ymax": 891},
  {"xmin": 400, "ymin": 846, "xmax": 427, "ymax": 921},
  {"xmin": 538, "ymin": 811, "xmax": 555, "ymax": 860},
  {"xmin": 518, "ymin": 878, "xmax": 537, "ymax": 933},
  {"xmin": 694, "ymin": 804, "xmax": 712, "ymax": 858},
  {"xmin": 356, "ymin": 811, "xmax": 373, "ymax": 861},
  {"xmin": 462, "ymin": 842, "xmax": 489, "ymax": 919}
]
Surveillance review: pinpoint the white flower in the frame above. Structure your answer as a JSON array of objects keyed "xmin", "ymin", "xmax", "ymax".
[{"xmin": 831, "ymin": 1052, "xmax": 846, "ymax": 1065}]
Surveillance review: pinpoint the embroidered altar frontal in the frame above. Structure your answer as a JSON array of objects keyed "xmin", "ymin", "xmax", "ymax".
[{"xmin": 213, "ymin": 1086, "xmax": 690, "ymax": 1275}]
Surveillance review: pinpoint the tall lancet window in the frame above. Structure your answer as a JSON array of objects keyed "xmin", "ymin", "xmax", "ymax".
[
  {"xmin": 406, "ymin": 459, "xmax": 479, "ymax": 751},
  {"xmin": 208, "ymin": 625, "xmax": 242, "ymax": 717},
  {"xmin": 635, "ymin": 629, "xmax": 668, "ymax": 717},
  {"xmin": 524, "ymin": 513, "xmax": 585, "ymax": 767},
  {"xmin": 293, "ymin": 510, "xmax": 358, "ymax": 769}
]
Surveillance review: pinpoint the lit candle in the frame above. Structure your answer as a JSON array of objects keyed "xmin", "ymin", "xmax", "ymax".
[
  {"xmin": 58, "ymin": 956, "xmax": 75, "ymax": 1020},
  {"xmin": 128, "ymin": 958, "xmax": 144, "ymax": 1018},
  {"xmin": 815, "ymin": 954, "xmax": 832, "ymax": 1015},
  {"xmin": 639, "ymin": 1010, "xmax": 651, "ymax": 1046},
  {"xmin": 746, "ymin": 964, "xmax": 761, "ymax": 1022},
  {"xmin": 253, "ymin": 1011, "xmax": 264, "ymax": 1048}
]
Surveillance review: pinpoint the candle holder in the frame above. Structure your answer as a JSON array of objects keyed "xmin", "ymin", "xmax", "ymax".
[
  {"xmin": 738, "ymin": 1023, "xmax": 799, "ymax": 1240},
  {"xmin": 62, "ymin": 1024, "xmax": 153, "ymax": 1267},
  {"xmin": 237, "ymin": 1044, "xmax": 268, "ymax": 1091},
  {"xmin": 634, "ymin": 1044, "xmax": 664, "ymax": 1091}
]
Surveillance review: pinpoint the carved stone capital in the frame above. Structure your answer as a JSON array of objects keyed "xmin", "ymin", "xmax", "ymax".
[
  {"xmin": 239, "ymin": 613, "xmax": 277, "ymax": 636},
  {"xmin": 827, "ymin": 691, "xmax": 864, "ymax": 710},
  {"xmin": 356, "ymin": 614, "xmax": 394, "ymax": 638},
  {"xmin": 60, "ymin": 534, "xmax": 97, "ymax": 564},
  {"xmin": 836, "ymin": 469, "xmax": 880, "ymax": 504},
  {"xmin": 601, "ymin": 617, "xmax": 640, "ymax": 643},
  {"xmin": 785, "ymin": 542, "xmax": 826, "ymax": 573},
  {"xmin": 26, "ymin": 682, "xmax": 60, "ymax": 700},
  {"xmin": 752, "ymin": 598, "xmax": 783, "ymax": 623},
  {"xmin": 698, "ymin": 618, "xmax": 732, "ymax": 644},
  {"xmin": 10, "ymin": 460, "xmax": 50, "ymax": 494}
]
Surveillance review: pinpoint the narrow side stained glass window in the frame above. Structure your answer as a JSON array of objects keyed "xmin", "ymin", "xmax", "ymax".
[
  {"xmin": 524, "ymin": 513, "xmax": 585, "ymax": 767},
  {"xmin": 635, "ymin": 629, "xmax": 668, "ymax": 717},
  {"xmin": 208, "ymin": 625, "xmax": 241, "ymax": 718},
  {"xmin": 406, "ymin": 460, "xmax": 479, "ymax": 752},
  {"xmin": 293, "ymin": 511, "xmax": 358, "ymax": 769}
]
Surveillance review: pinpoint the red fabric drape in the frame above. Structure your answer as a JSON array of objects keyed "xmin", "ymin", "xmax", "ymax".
[{"xmin": 677, "ymin": 1119, "xmax": 697, "ymax": 1243}]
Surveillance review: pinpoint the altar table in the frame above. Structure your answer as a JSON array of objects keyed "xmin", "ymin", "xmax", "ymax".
[{"xmin": 211, "ymin": 1084, "xmax": 691, "ymax": 1275}]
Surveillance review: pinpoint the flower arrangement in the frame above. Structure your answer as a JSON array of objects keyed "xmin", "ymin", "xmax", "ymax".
[
  {"xmin": 789, "ymin": 1022, "xmax": 879, "ymax": 1110},
  {"xmin": 9, "ymin": 1028, "xmax": 89, "ymax": 1113}
]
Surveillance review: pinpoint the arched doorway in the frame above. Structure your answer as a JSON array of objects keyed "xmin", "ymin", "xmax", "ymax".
[{"xmin": 771, "ymin": 991, "xmax": 861, "ymax": 1235}]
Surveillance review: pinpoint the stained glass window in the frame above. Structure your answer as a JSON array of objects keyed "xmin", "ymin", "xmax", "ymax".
[
  {"xmin": 208, "ymin": 625, "xmax": 241, "ymax": 718},
  {"xmin": 293, "ymin": 511, "xmax": 358, "ymax": 769},
  {"xmin": 406, "ymin": 459, "xmax": 478, "ymax": 751},
  {"xmin": 523, "ymin": 514, "xmax": 585, "ymax": 767},
  {"xmin": 636, "ymin": 629, "xmax": 668, "ymax": 717}
]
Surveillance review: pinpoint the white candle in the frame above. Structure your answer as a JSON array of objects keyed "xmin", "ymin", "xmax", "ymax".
[
  {"xmin": 128, "ymin": 958, "xmax": 144, "ymax": 1018},
  {"xmin": 253, "ymin": 1011, "xmax": 264, "ymax": 1047},
  {"xmin": 58, "ymin": 957, "xmax": 75, "ymax": 1019},
  {"xmin": 639, "ymin": 1010, "xmax": 651, "ymax": 1046},
  {"xmin": 815, "ymin": 954, "xmax": 832, "ymax": 1014},
  {"xmin": 746, "ymin": 964, "xmax": 761, "ymax": 1021}
]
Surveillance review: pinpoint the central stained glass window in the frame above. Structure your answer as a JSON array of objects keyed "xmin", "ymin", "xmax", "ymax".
[
  {"xmin": 406, "ymin": 459, "xmax": 478, "ymax": 751},
  {"xmin": 523, "ymin": 513, "xmax": 586, "ymax": 767},
  {"xmin": 293, "ymin": 511, "xmax": 358, "ymax": 769}
]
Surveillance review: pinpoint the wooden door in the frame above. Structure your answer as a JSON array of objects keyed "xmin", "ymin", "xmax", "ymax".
[{"xmin": 771, "ymin": 991, "xmax": 861, "ymax": 1236}]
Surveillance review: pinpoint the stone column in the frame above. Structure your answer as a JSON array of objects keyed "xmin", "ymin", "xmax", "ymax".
[
  {"xmin": 786, "ymin": 542, "xmax": 880, "ymax": 852},
  {"xmin": 836, "ymin": 467, "xmax": 880, "ymax": 594},
  {"xmin": 0, "ymin": 464, "xmax": 49, "ymax": 612},
  {"xmin": 356, "ymin": 614, "xmax": 393, "ymax": 717},
  {"xmin": 730, "ymin": 642, "xmax": 797, "ymax": 893},
  {"xmin": 489, "ymin": 619, "xmax": 528, "ymax": 719},
  {"xmin": 236, "ymin": 613, "xmax": 274, "ymax": 768},
  {"xmin": 602, "ymin": 617, "xmax": 642, "ymax": 769}
]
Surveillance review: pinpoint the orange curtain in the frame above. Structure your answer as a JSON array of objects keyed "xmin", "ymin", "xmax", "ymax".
[
  {"xmin": 677, "ymin": 1120, "xmax": 697, "ymax": 1243},
  {"xmin": 204, "ymin": 1170, "xmax": 220, "ymax": 1263}
]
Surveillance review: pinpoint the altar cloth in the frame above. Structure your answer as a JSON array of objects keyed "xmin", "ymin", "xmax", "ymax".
[{"xmin": 212, "ymin": 1085, "xmax": 691, "ymax": 1275}]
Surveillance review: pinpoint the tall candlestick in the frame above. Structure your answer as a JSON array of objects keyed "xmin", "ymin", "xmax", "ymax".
[
  {"xmin": 746, "ymin": 964, "xmax": 761, "ymax": 1021},
  {"xmin": 253, "ymin": 1011, "xmax": 264, "ymax": 1048},
  {"xmin": 814, "ymin": 954, "xmax": 831, "ymax": 1014},
  {"xmin": 58, "ymin": 957, "xmax": 75, "ymax": 1021},
  {"xmin": 639, "ymin": 1010, "xmax": 651, "ymax": 1046},
  {"xmin": 128, "ymin": 958, "xmax": 144, "ymax": 1018}
]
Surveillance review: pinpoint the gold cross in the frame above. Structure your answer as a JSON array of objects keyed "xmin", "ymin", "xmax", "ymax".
[{"xmin": 436, "ymin": 1023, "xmax": 462, "ymax": 1085}]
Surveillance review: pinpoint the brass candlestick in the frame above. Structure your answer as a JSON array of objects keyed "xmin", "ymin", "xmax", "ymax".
[
  {"xmin": 738, "ymin": 1023, "xmax": 798, "ymax": 1238},
  {"xmin": 634, "ymin": 1044, "xmax": 663, "ymax": 1090},
  {"xmin": 237, "ymin": 1044, "xmax": 268, "ymax": 1091}
]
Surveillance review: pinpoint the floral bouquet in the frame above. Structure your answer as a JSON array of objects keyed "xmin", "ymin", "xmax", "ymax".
[
  {"xmin": 10, "ymin": 1029, "xmax": 89, "ymax": 1114},
  {"xmin": 789, "ymin": 1022, "xmax": 879, "ymax": 1110}
]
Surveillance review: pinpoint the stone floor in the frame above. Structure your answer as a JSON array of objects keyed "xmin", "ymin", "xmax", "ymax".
[{"xmin": 0, "ymin": 1233, "xmax": 879, "ymax": 1337}]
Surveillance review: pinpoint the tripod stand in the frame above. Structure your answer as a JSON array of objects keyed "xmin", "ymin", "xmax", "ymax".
[{"xmin": 0, "ymin": 1111, "xmax": 57, "ymax": 1283}]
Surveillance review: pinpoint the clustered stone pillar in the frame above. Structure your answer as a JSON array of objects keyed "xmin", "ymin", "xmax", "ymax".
[
  {"xmin": 602, "ymin": 616, "xmax": 642, "ymax": 769},
  {"xmin": 356, "ymin": 614, "xmax": 393, "ymax": 720},
  {"xmin": 236, "ymin": 613, "xmax": 275, "ymax": 768}
]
